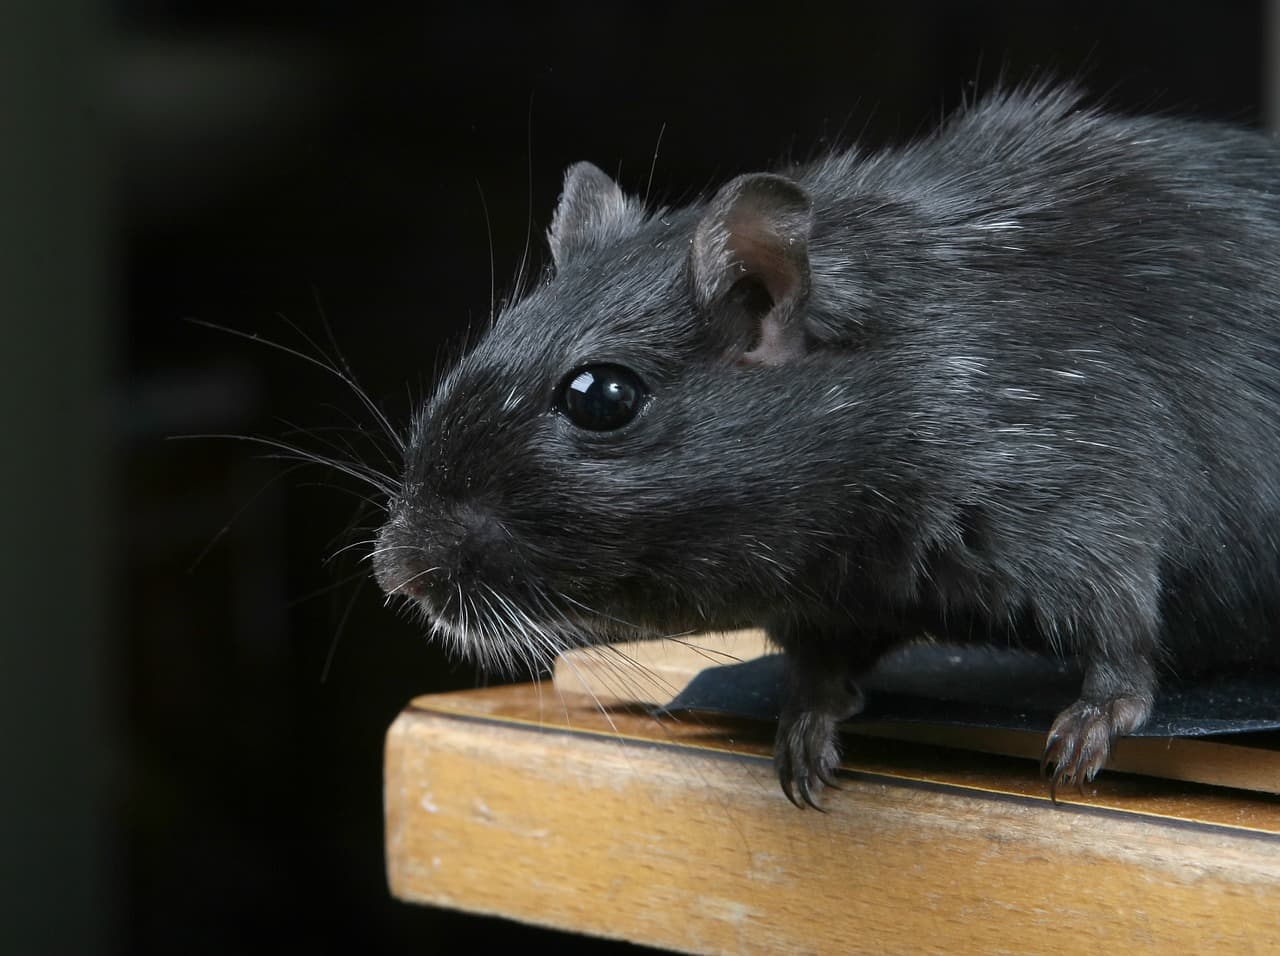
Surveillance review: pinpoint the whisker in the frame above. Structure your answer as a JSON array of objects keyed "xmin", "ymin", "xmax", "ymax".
[
  {"xmin": 475, "ymin": 180, "xmax": 498, "ymax": 324},
  {"xmin": 169, "ymin": 433, "xmax": 397, "ymax": 497},
  {"xmin": 515, "ymin": 91, "xmax": 537, "ymax": 300},
  {"xmin": 187, "ymin": 317, "xmax": 406, "ymax": 457},
  {"xmin": 385, "ymin": 565, "xmax": 443, "ymax": 598},
  {"xmin": 643, "ymin": 122, "xmax": 666, "ymax": 207},
  {"xmin": 286, "ymin": 565, "xmax": 379, "ymax": 609},
  {"xmin": 321, "ymin": 570, "xmax": 367, "ymax": 684},
  {"xmin": 186, "ymin": 461, "xmax": 310, "ymax": 574},
  {"xmin": 272, "ymin": 414, "xmax": 397, "ymax": 488},
  {"xmin": 326, "ymin": 536, "xmax": 381, "ymax": 563}
]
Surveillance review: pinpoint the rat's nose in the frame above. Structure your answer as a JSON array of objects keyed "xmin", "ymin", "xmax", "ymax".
[{"xmin": 372, "ymin": 501, "xmax": 509, "ymax": 608}]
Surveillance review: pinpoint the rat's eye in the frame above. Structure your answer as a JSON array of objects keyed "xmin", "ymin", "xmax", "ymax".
[{"xmin": 558, "ymin": 364, "xmax": 648, "ymax": 431}]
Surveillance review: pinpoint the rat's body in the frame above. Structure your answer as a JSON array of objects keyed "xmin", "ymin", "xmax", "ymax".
[{"xmin": 374, "ymin": 85, "xmax": 1280, "ymax": 805}]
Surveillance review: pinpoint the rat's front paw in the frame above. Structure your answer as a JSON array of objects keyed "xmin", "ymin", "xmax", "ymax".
[
  {"xmin": 1041, "ymin": 694, "xmax": 1152, "ymax": 798},
  {"xmin": 774, "ymin": 708, "xmax": 842, "ymax": 809},
  {"xmin": 772, "ymin": 674, "xmax": 863, "ymax": 809}
]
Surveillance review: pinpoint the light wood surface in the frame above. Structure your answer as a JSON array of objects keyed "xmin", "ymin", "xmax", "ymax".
[
  {"xmin": 553, "ymin": 630, "xmax": 1280, "ymax": 796},
  {"xmin": 385, "ymin": 683, "xmax": 1280, "ymax": 955}
]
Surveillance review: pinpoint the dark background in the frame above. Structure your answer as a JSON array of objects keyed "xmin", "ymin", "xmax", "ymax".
[{"xmin": 3, "ymin": 2, "xmax": 1276, "ymax": 953}]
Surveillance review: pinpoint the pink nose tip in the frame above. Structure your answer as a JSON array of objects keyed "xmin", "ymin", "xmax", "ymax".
[{"xmin": 395, "ymin": 572, "xmax": 431, "ymax": 599}]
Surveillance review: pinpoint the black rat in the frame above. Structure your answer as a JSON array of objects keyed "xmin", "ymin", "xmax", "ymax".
[{"xmin": 372, "ymin": 84, "xmax": 1280, "ymax": 807}]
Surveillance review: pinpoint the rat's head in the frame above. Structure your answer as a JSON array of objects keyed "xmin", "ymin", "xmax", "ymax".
[{"xmin": 374, "ymin": 161, "xmax": 839, "ymax": 672}]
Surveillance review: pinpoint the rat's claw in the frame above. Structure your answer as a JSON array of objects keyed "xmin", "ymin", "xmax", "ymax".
[
  {"xmin": 1040, "ymin": 694, "xmax": 1152, "ymax": 799},
  {"xmin": 816, "ymin": 762, "xmax": 843, "ymax": 790},
  {"xmin": 774, "ymin": 708, "xmax": 841, "ymax": 810}
]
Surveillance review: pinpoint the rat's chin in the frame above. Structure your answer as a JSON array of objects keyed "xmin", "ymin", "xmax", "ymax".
[
  {"xmin": 376, "ymin": 565, "xmax": 735, "ymax": 673},
  {"xmin": 379, "ymin": 582, "xmax": 592, "ymax": 675}
]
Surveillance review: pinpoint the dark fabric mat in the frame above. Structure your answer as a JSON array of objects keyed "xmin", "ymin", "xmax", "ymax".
[{"xmin": 662, "ymin": 643, "xmax": 1280, "ymax": 738}]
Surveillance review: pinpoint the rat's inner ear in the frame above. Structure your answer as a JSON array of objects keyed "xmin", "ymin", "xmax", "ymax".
[
  {"xmin": 690, "ymin": 173, "xmax": 814, "ymax": 366},
  {"xmin": 715, "ymin": 277, "xmax": 774, "ymax": 355},
  {"xmin": 548, "ymin": 162, "xmax": 645, "ymax": 269}
]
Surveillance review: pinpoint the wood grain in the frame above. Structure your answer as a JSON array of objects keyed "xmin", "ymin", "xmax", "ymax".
[{"xmin": 385, "ymin": 684, "xmax": 1280, "ymax": 955}]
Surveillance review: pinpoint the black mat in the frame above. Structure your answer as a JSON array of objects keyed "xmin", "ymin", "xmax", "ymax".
[{"xmin": 663, "ymin": 643, "xmax": 1280, "ymax": 737}]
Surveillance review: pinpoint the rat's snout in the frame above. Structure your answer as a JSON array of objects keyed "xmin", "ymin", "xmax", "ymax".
[{"xmin": 372, "ymin": 499, "xmax": 511, "ymax": 612}]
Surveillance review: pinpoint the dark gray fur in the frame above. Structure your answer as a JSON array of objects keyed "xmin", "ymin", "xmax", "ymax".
[{"xmin": 374, "ymin": 84, "xmax": 1280, "ymax": 807}]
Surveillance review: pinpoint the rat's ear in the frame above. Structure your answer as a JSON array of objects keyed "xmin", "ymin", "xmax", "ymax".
[
  {"xmin": 690, "ymin": 173, "xmax": 814, "ymax": 365},
  {"xmin": 548, "ymin": 162, "xmax": 644, "ymax": 269}
]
